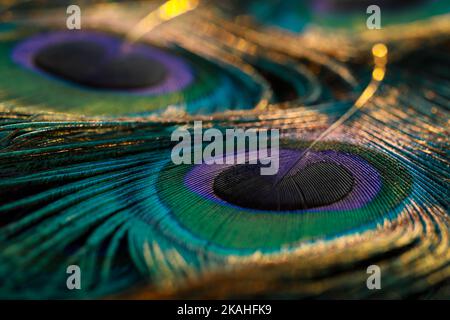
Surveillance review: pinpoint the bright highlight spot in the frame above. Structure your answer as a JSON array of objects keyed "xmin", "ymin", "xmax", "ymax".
[
  {"xmin": 159, "ymin": 0, "xmax": 199, "ymax": 20},
  {"xmin": 372, "ymin": 43, "xmax": 388, "ymax": 58},
  {"xmin": 127, "ymin": 0, "xmax": 200, "ymax": 43},
  {"xmin": 372, "ymin": 67, "xmax": 385, "ymax": 81}
]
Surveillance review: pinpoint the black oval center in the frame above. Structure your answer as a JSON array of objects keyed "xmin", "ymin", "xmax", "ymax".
[
  {"xmin": 213, "ymin": 162, "xmax": 354, "ymax": 211},
  {"xmin": 34, "ymin": 40, "xmax": 168, "ymax": 89}
]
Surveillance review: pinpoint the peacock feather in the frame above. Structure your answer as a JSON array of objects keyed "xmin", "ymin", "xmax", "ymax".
[{"xmin": 0, "ymin": 0, "xmax": 449, "ymax": 299}]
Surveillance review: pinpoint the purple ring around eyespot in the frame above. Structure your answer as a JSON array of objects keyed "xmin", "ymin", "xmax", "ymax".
[
  {"xmin": 11, "ymin": 30, "xmax": 194, "ymax": 95},
  {"xmin": 184, "ymin": 149, "xmax": 382, "ymax": 212}
]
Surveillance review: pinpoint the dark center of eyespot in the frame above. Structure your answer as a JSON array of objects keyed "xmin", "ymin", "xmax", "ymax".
[
  {"xmin": 213, "ymin": 162, "xmax": 354, "ymax": 211},
  {"xmin": 34, "ymin": 40, "xmax": 168, "ymax": 89}
]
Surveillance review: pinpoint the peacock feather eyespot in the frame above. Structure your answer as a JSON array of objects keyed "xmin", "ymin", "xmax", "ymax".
[
  {"xmin": 15, "ymin": 31, "xmax": 188, "ymax": 92},
  {"xmin": 156, "ymin": 141, "xmax": 413, "ymax": 252},
  {"xmin": 1, "ymin": 30, "xmax": 262, "ymax": 117}
]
